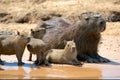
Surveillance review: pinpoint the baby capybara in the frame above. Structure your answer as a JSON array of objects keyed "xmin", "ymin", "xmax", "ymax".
[
  {"xmin": 45, "ymin": 40, "xmax": 81, "ymax": 65},
  {"xmin": 27, "ymin": 37, "xmax": 49, "ymax": 66},
  {"xmin": 0, "ymin": 31, "xmax": 30, "ymax": 66},
  {"xmin": 28, "ymin": 28, "xmax": 46, "ymax": 62}
]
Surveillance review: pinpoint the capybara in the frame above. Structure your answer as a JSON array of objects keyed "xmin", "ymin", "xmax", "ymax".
[
  {"xmin": 0, "ymin": 30, "xmax": 16, "ymax": 36},
  {"xmin": 0, "ymin": 31, "xmax": 30, "ymax": 66},
  {"xmin": 30, "ymin": 27, "xmax": 46, "ymax": 39},
  {"xmin": 33, "ymin": 12, "xmax": 110, "ymax": 63},
  {"xmin": 37, "ymin": 17, "xmax": 72, "ymax": 29},
  {"xmin": 27, "ymin": 37, "xmax": 49, "ymax": 66},
  {"xmin": 28, "ymin": 28, "xmax": 46, "ymax": 62},
  {"xmin": 45, "ymin": 40, "xmax": 81, "ymax": 65}
]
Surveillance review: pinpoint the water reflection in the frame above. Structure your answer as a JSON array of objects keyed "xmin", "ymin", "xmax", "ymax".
[{"xmin": 0, "ymin": 63, "xmax": 102, "ymax": 79}]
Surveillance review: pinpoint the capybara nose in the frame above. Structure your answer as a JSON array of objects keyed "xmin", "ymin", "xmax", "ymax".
[{"xmin": 72, "ymin": 47, "xmax": 76, "ymax": 51}]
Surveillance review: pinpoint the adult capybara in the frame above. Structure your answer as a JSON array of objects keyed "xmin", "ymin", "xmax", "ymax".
[
  {"xmin": 28, "ymin": 28, "xmax": 46, "ymax": 62},
  {"xmin": 74, "ymin": 12, "xmax": 110, "ymax": 63},
  {"xmin": 0, "ymin": 31, "xmax": 30, "ymax": 66},
  {"xmin": 34, "ymin": 12, "xmax": 110, "ymax": 63},
  {"xmin": 45, "ymin": 40, "xmax": 81, "ymax": 65},
  {"xmin": 37, "ymin": 17, "xmax": 72, "ymax": 29}
]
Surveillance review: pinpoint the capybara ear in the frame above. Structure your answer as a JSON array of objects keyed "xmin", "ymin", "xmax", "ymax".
[
  {"xmin": 30, "ymin": 29, "xmax": 33, "ymax": 32},
  {"xmin": 17, "ymin": 31, "xmax": 20, "ymax": 35},
  {"xmin": 72, "ymin": 39, "xmax": 75, "ymax": 42},
  {"xmin": 30, "ymin": 29, "xmax": 34, "ymax": 34},
  {"xmin": 84, "ymin": 16, "xmax": 89, "ymax": 21},
  {"xmin": 78, "ymin": 15, "xmax": 82, "ymax": 20},
  {"xmin": 63, "ymin": 40, "xmax": 67, "ymax": 45}
]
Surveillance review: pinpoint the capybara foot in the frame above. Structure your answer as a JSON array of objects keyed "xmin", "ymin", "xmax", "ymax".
[
  {"xmin": 34, "ymin": 60, "xmax": 42, "ymax": 66},
  {"xmin": 98, "ymin": 56, "xmax": 110, "ymax": 63},
  {"xmin": 0, "ymin": 61, "xmax": 4, "ymax": 65},
  {"xmin": 92, "ymin": 53, "xmax": 110, "ymax": 63},
  {"xmin": 18, "ymin": 62, "xmax": 25, "ymax": 66},
  {"xmin": 28, "ymin": 59, "xmax": 32, "ymax": 61},
  {"xmin": 71, "ymin": 60, "xmax": 82, "ymax": 66},
  {"xmin": 34, "ymin": 60, "xmax": 38, "ymax": 65},
  {"xmin": 86, "ymin": 57, "xmax": 100, "ymax": 63},
  {"xmin": 44, "ymin": 60, "xmax": 51, "ymax": 66}
]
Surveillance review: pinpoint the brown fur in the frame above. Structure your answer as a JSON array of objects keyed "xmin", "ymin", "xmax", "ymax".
[
  {"xmin": 27, "ymin": 38, "xmax": 49, "ymax": 66},
  {"xmin": 32, "ymin": 12, "xmax": 110, "ymax": 63},
  {"xmin": 0, "ymin": 31, "xmax": 30, "ymax": 66},
  {"xmin": 46, "ymin": 40, "xmax": 81, "ymax": 65},
  {"xmin": 28, "ymin": 28, "xmax": 46, "ymax": 62}
]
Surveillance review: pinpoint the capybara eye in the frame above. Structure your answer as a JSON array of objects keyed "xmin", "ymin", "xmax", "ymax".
[
  {"xmin": 67, "ymin": 44, "xmax": 69, "ymax": 47},
  {"xmin": 21, "ymin": 35, "xmax": 24, "ymax": 37},
  {"xmin": 85, "ymin": 17, "xmax": 89, "ymax": 21},
  {"xmin": 37, "ymin": 31, "xmax": 39, "ymax": 32}
]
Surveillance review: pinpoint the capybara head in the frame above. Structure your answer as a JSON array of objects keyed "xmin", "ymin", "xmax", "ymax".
[
  {"xmin": 30, "ymin": 27, "xmax": 46, "ymax": 39},
  {"xmin": 78, "ymin": 12, "xmax": 106, "ymax": 33},
  {"xmin": 64, "ymin": 40, "xmax": 76, "ymax": 53},
  {"xmin": 16, "ymin": 31, "xmax": 30, "ymax": 43}
]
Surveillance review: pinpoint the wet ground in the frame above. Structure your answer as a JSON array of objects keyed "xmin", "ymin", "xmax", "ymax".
[{"xmin": 0, "ymin": 35, "xmax": 120, "ymax": 79}]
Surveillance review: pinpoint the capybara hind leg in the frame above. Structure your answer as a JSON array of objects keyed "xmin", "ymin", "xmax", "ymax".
[
  {"xmin": 16, "ymin": 53, "xmax": 24, "ymax": 66},
  {"xmin": 28, "ymin": 52, "xmax": 32, "ymax": 61},
  {"xmin": 34, "ymin": 53, "xmax": 42, "ymax": 66},
  {"xmin": 0, "ymin": 58, "xmax": 4, "ymax": 65},
  {"xmin": 95, "ymin": 53, "xmax": 110, "ymax": 63},
  {"xmin": 77, "ymin": 53, "xmax": 99, "ymax": 63},
  {"xmin": 77, "ymin": 53, "xmax": 90, "ymax": 61}
]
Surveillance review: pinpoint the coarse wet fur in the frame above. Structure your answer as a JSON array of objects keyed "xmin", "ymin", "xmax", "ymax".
[
  {"xmin": 74, "ymin": 12, "xmax": 110, "ymax": 63},
  {"xmin": 34, "ymin": 12, "xmax": 110, "ymax": 63},
  {"xmin": 27, "ymin": 38, "xmax": 49, "ymax": 66},
  {"xmin": 0, "ymin": 31, "xmax": 30, "ymax": 66},
  {"xmin": 30, "ymin": 27, "xmax": 46, "ymax": 39},
  {"xmin": 28, "ymin": 28, "xmax": 46, "ymax": 62},
  {"xmin": 46, "ymin": 40, "xmax": 81, "ymax": 65}
]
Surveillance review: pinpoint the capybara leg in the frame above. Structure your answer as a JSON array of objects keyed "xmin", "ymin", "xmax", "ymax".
[
  {"xmin": 77, "ymin": 53, "xmax": 91, "ymax": 61},
  {"xmin": 28, "ymin": 52, "xmax": 32, "ymax": 61},
  {"xmin": 44, "ymin": 59, "xmax": 50, "ymax": 66},
  {"xmin": 71, "ymin": 59, "xmax": 82, "ymax": 66},
  {"xmin": 34, "ymin": 53, "xmax": 42, "ymax": 66},
  {"xmin": 16, "ymin": 53, "xmax": 24, "ymax": 66},
  {"xmin": 77, "ymin": 53, "xmax": 100, "ymax": 63},
  {"xmin": 95, "ymin": 53, "xmax": 110, "ymax": 63},
  {"xmin": 0, "ymin": 58, "xmax": 4, "ymax": 65}
]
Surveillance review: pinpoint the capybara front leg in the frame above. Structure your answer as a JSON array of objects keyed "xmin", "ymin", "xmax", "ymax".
[
  {"xmin": 28, "ymin": 52, "xmax": 32, "ymax": 61},
  {"xmin": 71, "ymin": 59, "xmax": 83, "ymax": 66}
]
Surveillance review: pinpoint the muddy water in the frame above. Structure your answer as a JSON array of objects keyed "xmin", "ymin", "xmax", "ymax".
[
  {"xmin": 0, "ymin": 64, "xmax": 102, "ymax": 79},
  {"xmin": 0, "ymin": 36, "xmax": 120, "ymax": 79}
]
